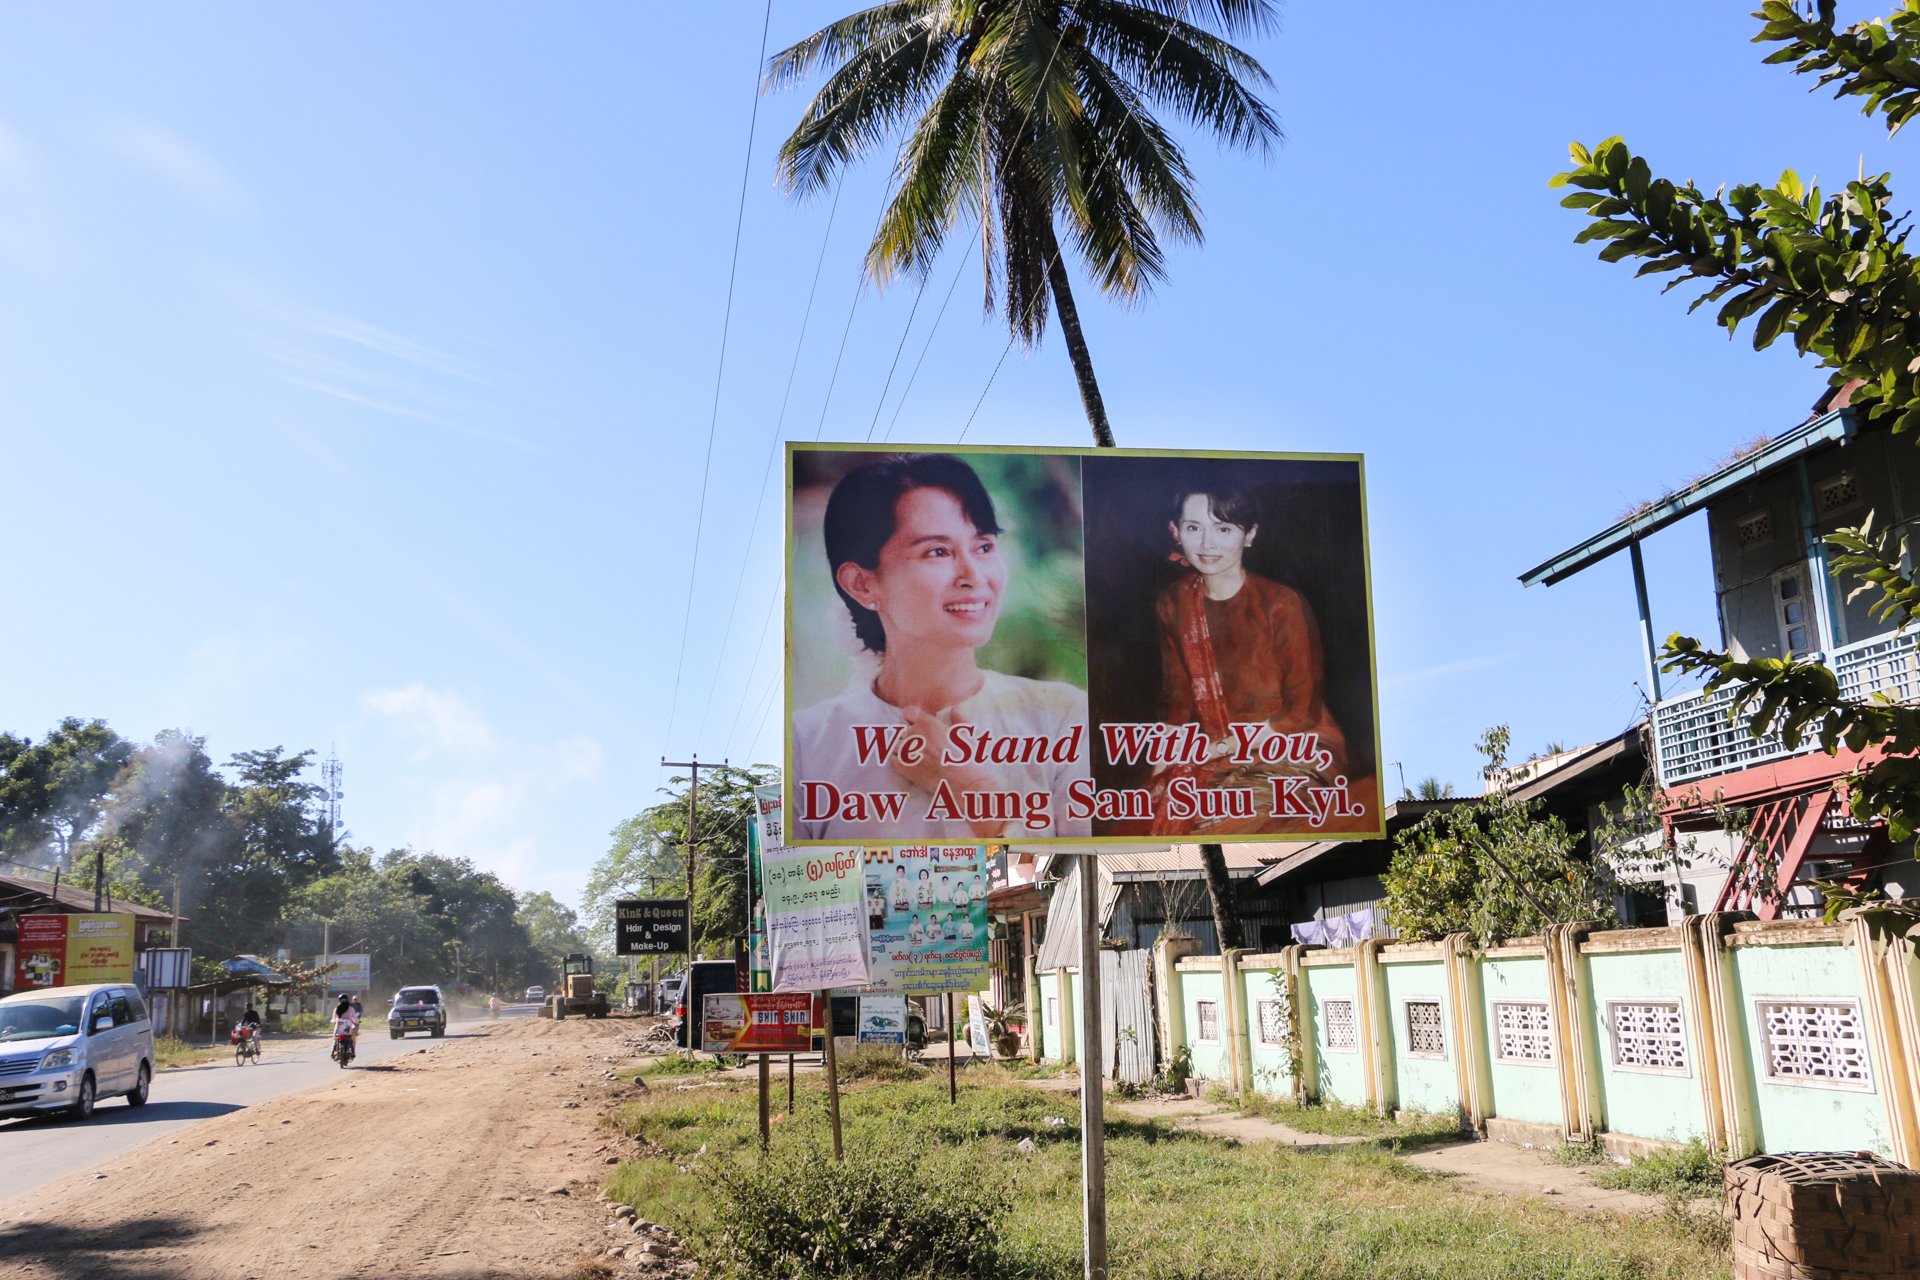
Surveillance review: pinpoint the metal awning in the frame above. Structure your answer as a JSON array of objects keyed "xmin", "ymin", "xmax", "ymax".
[{"xmin": 1518, "ymin": 408, "xmax": 1855, "ymax": 589}]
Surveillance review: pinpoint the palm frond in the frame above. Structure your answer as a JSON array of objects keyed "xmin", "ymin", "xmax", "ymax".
[
  {"xmin": 867, "ymin": 71, "xmax": 990, "ymax": 285},
  {"xmin": 1076, "ymin": 0, "xmax": 1280, "ymax": 154},
  {"xmin": 1113, "ymin": 0, "xmax": 1279, "ymax": 41},
  {"xmin": 776, "ymin": 22, "xmax": 962, "ymax": 196},
  {"xmin": 763, "ymin": 2, "xmax": 938, "ymax": 92}
]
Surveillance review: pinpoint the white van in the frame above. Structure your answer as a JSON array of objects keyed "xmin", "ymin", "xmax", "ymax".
[{"xmin": 0, "ymin": 983, "xmax": 155, "ymax": 1121}]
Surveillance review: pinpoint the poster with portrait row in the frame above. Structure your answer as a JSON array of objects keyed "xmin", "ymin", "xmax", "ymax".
[
  {"xmin": 751, "ymin": 784, "xmax": 987, "ymax": 996},
  {"xmin": 784, "ymin": 442, "xmax": 1382, "ymax": 846}
]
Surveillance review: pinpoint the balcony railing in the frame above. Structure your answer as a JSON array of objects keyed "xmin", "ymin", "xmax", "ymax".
[{"xmin": 1652, "ymin": 630, "xmax": 1920, "ymax": 788}]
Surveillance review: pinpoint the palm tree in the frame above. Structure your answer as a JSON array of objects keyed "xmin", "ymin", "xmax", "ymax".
[{"xmin": 765, "ymin": 0, "xmax": 1280, "ymax": 448}]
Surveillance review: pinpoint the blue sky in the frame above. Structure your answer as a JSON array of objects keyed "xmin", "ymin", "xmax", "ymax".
[{"xmin": 0, "ymin": 4, "xmax": 1898, "ymax": 910}]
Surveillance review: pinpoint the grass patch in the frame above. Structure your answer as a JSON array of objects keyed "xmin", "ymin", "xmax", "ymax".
[
  {"xmin": 153, "ymin": 1036, "xmax": 230, "ymax": 1069},
  {"xmin": 640, "ymin": 1053, "xmax": 727, "ymax": 1078},
  {"xmin": 1593, "ymin": 1140, "xmax": 1724, "ymax": 1200},
  {"xmin": 836, "ymin": 1044, "xmax": 927, "ymax": 1083},
  {"xmin": 1238, "ymin": 1094, "xmax": 1463, "ymax": 1147},
  {"xmin": 607, "ymin": 1075, "xmax": 1728, "ymax": 1279},
  {"xmin": 1551, "ymin": 1136, "xmax": 1611, "ymax": 1168},
  {"xmin": 278, "ymin": 1012, "xmax": 332, "ymax": 1034}
]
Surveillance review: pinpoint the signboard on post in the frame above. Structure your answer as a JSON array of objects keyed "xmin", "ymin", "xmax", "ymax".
[
  {"xmin": 858, "ymin": 845, "xmax": 988, "ymax": 996},
  {"xmin": 138, "ymin": 947, "xmax": 192, "ymax": 990},
  {"xmin": 313, "ymin": 954, "xmax": 371, "ymax": 991},
  {"xmin": 14, "ymin": 914, "xmax": 136, "ymax": 989},
  {"xmin": 614, "ymin": 899, "xmax": 690, "ymax": 955},
  {"xmin": 784, "ymin": 443, "xmax": 1380, "ymax": 846},
  {"xmin": 857, "ymin": 995, "xmax": 908, "ymax": 1045},
  {"xmin": 701, "ymin": 992, "xmax": 814, "ymax": 1055},
  {"xmin": 760, "ymin": 845, "xmax": 870, "ymax": 991}
]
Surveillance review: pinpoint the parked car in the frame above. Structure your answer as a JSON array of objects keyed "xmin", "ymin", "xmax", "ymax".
[
  {"xmin": 0, "ymin": 983, "xmax": 154, "ymax": 1121},
  {"xmin": 656, "ymin": 975, "xmax": 682, "ymax": 1012},
  {"xmin": 673, "ymin": 960, "xmax": 743, "ymax": 1048},
  {"xmin": 386, "ymin": 985, "xmax": 448, "ymax": 1039},
  {"xmin": 523, "ymin": 985, "xmax": 546, "ymax": 1003}
]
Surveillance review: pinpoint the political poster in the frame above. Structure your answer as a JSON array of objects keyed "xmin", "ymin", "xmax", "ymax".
[
  {"xmin": 753, "ymin": 786, "xmax": 987, "ymax": 996},
  {"xmin": 15, "ymin": 914, "xmax": 136, "ymax": 989},
  {"xmin": 784, "ymin": 443, "xmax": 1381, "ymax": 846},
  {"xmin": 857, "ymin": 845, "xmax": 989, "ymax": 996},
  {"xmin": 701, "ymin": 992, "xmax": 814, "ymax": 1054},
  {"xmin": 967, "ymin": 995, "xmax": 993, "ymax": 1059},
  {"xmin": 857, "ymin": 995, "xmax": 908, "ymax": 1045},
  {"xmin": 760, "ymin": 842, "xmax": 871, "ymax": 991}
]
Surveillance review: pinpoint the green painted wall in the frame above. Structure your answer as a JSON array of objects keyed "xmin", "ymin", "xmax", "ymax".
[
  {"xmin": 1240, "ymin": 964, "xmax": 1294, "ymax": 1097},
  {"xmin": 1481, "ymin": 956, "xmax": 1562, "ymax": 1128},
  {"xmin": 1180, "ymin": 968, "xmax": 1229, "ymax": 1083},
  {"xmin": 1729, "ymin": 942, "xmax": 1889, "ymax": 1156},
  {"xmin": 1381, "ymin": 960, "xmax": 1457, "ymax": 1117},
  {"xmin": 1038, "ymin": 971, "xmax": 1064, "ymax": 1063},
  {"xmin": 1064, "ymin": 969, "xmax": 1083, "ymax": 1066},
  {"xmin": 1584, "ymin": 949, "xmax": 1706, "ymax": 1144},
  {"xmin": 1303, "ymin": 963, "xmax": 1366, "ymax": 1106}
]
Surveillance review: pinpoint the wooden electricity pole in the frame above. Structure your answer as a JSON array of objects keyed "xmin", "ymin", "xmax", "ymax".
[{"xmin": 660, "ymin": 756, "xmax": 723, "ymax": 957}]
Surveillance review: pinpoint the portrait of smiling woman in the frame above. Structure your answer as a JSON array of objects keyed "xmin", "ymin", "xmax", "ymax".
[{"xmin": 787, "ymin": 449, "xmax": 1092, "ymax": 842}]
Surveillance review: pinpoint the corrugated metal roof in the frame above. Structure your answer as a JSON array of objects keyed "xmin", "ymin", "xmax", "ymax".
[
  {"xmin": 1095, "ymin": 844, "xmax": 1272, "ymax": 882},
  {"xmin": 0, "ymin": 872, "xmax": 179, "ymax": 920}
]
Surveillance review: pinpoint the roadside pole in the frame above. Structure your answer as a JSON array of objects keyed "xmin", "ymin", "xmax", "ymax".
[
  {"xmin": 786, "ymin": 1052, "xmax": 795, "ymax": 1113},
  {"xmin": 757, "ymin": 1054, "xmax": 771, "ymax": 1149},
  {"xmin": 821, "ymin": 991, "xmax": 844, "ymax": 1160},
  {"xmin": 946, "ymin": 991, "xmax": 958, "ymax": 1103},
  {"xmin": 1078, "ymin": 854, "xmax": 1107, "ymax": 1280}
]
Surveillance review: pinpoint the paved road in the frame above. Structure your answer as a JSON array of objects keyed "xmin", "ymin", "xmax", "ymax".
[{"xmin": 0, "ymin": 1013, "xmax": 530, "ymax": 1206}]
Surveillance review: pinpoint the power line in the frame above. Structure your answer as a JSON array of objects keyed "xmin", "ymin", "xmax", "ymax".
[
  {"xmin": 662, "ymin": 0, "xmax": 776, "ymax": 754},
  {"xmin": 693, "ymin": 182, "xmax": 847, "ymax": 753}
]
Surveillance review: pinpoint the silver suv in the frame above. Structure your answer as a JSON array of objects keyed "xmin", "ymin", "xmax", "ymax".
[
  {"xmin": 386, "ymin": 985, "xmax": 447, "ymax": 1039},
  {"xmin": 0, "ymin": 983, "xmax": 154, "ymax": 1121}
]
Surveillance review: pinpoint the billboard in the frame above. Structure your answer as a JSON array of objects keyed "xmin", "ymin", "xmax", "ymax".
[
  {"xmin": 701, "ymin": 992, "xmax": 814, "ymax": 1054},
  {"xmin": 314, "ymin": 954, "xmax": 372, "ymax": 991},
  {"xmin": 760, "ymin": 843, "xmax": 870, "ymax": 991},
  {"xmin": 615, "ymin": 899, "xmax": 690, "ymax": 955},
  {"xmin": 15, "ymin": 914, "xmax": 136, "ymax": 989},
  {"xmin": 857, "ymin": 845, "xmax": 988, "ymax": 996},
  {"xmin": 786, "ymin": 443, "xmax": 1381, "ymax": 846}
]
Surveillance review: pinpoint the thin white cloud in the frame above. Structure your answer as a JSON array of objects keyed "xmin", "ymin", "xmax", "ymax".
[
  {"xmin": 361, "ymin": 683, "xmax": 501, "ymax": 758},
  {"xmin": 109, "ymin": 120, "xmax": 252, "ymax": 216},
  {"xmin": 1382, "ymin": 653, "xmax": 1512, "ymax": 692},
  {"xmin": 278, "ymin": 307, "xmax": 489, "ymax": 384}
]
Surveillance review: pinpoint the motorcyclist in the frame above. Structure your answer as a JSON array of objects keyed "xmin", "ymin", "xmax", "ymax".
[{"xmin": 333, "ymin": 994, "xmax": 360, "ymax": 1060}]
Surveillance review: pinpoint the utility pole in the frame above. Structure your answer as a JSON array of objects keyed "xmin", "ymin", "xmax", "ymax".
[{"xmin": 660, "ymin": 756, "xmax": 724, "ymax": 957}]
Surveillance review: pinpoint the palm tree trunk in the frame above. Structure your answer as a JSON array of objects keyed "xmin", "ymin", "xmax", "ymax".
[
  {"xmin": 1040, "ymin": 220, "xmax": 1116, "ymax": 449},
  {"xmin": 1040, "ymin": 217, "xmax": 1243, "ymax": 953},
  {"xmin": 1198, "ymin": 843, "xmax": 1244, "ymax": 951}
]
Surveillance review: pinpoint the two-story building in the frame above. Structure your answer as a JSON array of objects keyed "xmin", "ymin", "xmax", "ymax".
[{"xmin": 1521, "ymin": 392, "xmax": 1920, "ymax": 918}]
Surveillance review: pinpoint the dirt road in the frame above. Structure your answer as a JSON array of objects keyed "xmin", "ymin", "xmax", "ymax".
[{"xmin": 0, "ymin": 1016, "xmax": 665, "ymax": 1280}]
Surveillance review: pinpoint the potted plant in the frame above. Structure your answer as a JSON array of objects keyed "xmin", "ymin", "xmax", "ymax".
[{"xmin": 980, "ymin": 1001, "xmax": 1025, "ymax": 1060}]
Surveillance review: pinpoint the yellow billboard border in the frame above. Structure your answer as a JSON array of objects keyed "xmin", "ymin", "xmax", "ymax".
[{"xmin": 783, "ymin": 440, "xmax": 1385, "ymax": 847}]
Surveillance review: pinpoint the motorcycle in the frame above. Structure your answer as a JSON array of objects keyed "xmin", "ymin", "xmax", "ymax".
[
  {"xmin": 331, "ymin": 1029, "xmax": 356, "ymax": 1068},
  {"xmin": 230, "ymin": 1024, "xmax": 261, "ymax": 1065}
]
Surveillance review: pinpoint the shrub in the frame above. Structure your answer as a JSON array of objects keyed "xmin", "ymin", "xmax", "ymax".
[
  {"xmin": 1592, "ymin": 1139, "xmax": 1724, "ymax": 1199},
  {"xmin": 705, "ymin": 1141, "xmax": 1007, "ymax": 1279},
  {"xmin": 279, "ymin": 1012, "xmax": 332, "ymax": 1034}
]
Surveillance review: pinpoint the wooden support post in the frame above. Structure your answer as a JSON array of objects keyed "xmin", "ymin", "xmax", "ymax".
[
  {"xmin": 822, "ymin": 992, "xmax": 844, "ymax": 1161},
  {"xmin": 1078, "ymin": 854, "xmax": 1107, "ymax": 1280},
  {"xmin": 757, "ymin": 1054, "xmax": 771, "ymax": 1150},
  {"xmin": 786, "ymin": 1052, "xmax": 795, "ymax": 1114},
  {"xmin": 947, "ymin": 991, "xmax": 958, "ymax": 1104}
]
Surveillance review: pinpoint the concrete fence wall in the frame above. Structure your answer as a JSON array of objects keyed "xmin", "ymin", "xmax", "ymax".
[{"xmin": 1112, "ymin": 913, "xmax": 1920, "ymax": 1163}]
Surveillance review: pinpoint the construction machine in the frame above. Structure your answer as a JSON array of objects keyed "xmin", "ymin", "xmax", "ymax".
[{"xmin": 539, "ymin": 953, "xmax": 611, "ymax": 1019}]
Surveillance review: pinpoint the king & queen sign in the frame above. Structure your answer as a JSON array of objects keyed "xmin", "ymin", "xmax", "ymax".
[{"xmin": 614, "ymin": 899, "xmax": 690, "ymax": 955}]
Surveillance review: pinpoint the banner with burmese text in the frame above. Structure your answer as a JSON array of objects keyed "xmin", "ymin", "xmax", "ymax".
[{"xmin": 785, "ymin": 442, "xmax": 1381, "ymax": 846}]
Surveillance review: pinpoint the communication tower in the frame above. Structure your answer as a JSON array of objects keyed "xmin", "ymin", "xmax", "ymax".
[{"xmin": 321, "ymin": 749, "xmax": 344, "ymax": 832}]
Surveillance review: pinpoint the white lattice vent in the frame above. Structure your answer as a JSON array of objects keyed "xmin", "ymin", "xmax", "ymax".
[
  {"xmin": 1757, "ymin": 999, "xmax": 1873, "ymax": 1091},
  {"xmin": 1737, "ymin": 510, "xmax": 1774, "ymax": 546},
  {"xmin": 1256, "ymin": 998, "xmax": 1289, "ymax": 1046},
  {"xmin": 1493, "ymin": 1000, "xmax": 1554, "ymax": 1063},
  {"xmin": 1323, "ymin": 998, "xmax": 1357, "ymax": 1050},
  {"xmin": 1405, "ymin": 999, "xmax": 1445, "ymax": 1057},
  {"xmin": 1195, "ymin": 999, "xmax": 1220, "ymax": 1042},
  {"xmin": 1608, "ymin": 1000, "xmax": 1687, "ymax": 1074}
]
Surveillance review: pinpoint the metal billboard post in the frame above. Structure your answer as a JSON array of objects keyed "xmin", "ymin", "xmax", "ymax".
[{"xmin": 1077, "ymin": 853, "xmax": 1107, "ymax": 1280}]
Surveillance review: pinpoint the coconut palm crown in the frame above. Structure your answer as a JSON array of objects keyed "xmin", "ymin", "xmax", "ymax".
[{"xmin": 765, "ymin": 0, "xmax": 1280, "ymax": 446}]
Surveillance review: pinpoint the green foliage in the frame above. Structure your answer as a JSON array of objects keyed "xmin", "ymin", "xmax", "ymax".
[
  {"xmin": 584, "ymin": 763, "xmax": 773, "ymax": 959},
  {"xmin": 278, "ymin": 1012, "xmax": 332, "ymax": 1035},
  {"xmin": 1755, "ymin": 0, "xmax": 1920, "ymax": 135},
  {"xmin": 641, "ymin": 1053, "xmax": 727, "ymax": 1078},
  {"xmin": 1591, "ymin": 1140, "xmax": 1724, "ymax": 1200},
  {"xmin": 0, "ymin": 718, "xmax": 134, "ymax": 865},
  {"xmin": 705, "ymin": 1140, "xmax": 1008, "ymax": 1280},
  {"xmin": 836, "ymin": 1043, "xmax": 928, "ymax": 1083},
  {"xmin": 1383, "ymin": 728, "xmax": 1620, "ymax": 945}
]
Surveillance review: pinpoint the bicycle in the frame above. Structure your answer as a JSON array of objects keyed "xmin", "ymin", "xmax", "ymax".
[{"xmin": 231, "ymin": 1024, "xmax": 262, "ymax": 1065}]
